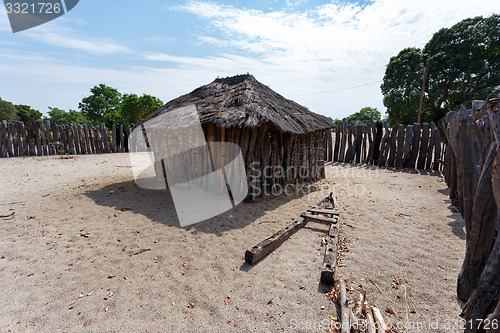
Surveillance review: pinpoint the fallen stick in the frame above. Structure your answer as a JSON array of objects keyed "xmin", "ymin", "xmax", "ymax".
[
  {"xmin": 372, "ymin": 306, "xmax": 387, "ymax": 333},
  {"xmin": 365, "ymin": 307, "xmax": 376, "ymax": 333},
  {"xmin": 339, "ymin": 279, "xmax": 350, "ymax": 333},
  {"xmin": 354, "ymin": 290, "xmax": 366, "ymax": 319},
  {"xmin": 366, "ymin": 275, "xmax": 401, "ymax": 321},
  {"xmin": 349, "ymin": 307, "xmax": 360, "ymax": 331},
  {"xmin": 245, "ymin": 194, "xmax": 333, "ymax": 265}
]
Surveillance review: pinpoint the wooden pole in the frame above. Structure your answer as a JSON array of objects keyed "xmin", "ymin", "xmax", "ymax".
[{"xmin": 418, "ymin": 64, "xmax": 428, "ymax": 124}]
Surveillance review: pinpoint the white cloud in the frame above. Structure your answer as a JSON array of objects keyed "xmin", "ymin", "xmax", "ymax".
[
  {"xmin": 172, "ymin": 0, "xmax": 499, "ymax": 118},
  {"xmin": 1, "ymin": 1, "xmax": 498, "ymax": 120},
  {"xmin": 24, "ymin": 31, "xmax": 129, "ymax": 55},
  {"xmin": 0, "ymin": 4, "xmax": 128, "ymax": 56}
]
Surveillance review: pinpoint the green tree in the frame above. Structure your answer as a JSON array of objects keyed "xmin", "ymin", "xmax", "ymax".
[
  {"xmin": 424, "ymin": 14, "xmax": 500, "ymax": 120},
  {"xmin": 121, "ymin": 94, "xmax": 163, "ymax": 126},
  {"xmin": 381, "ymin": 14, "xmax": 500, "ymax": 125},
  {"xmin": 347, "ymin": 107, "xmax": 382, "ymax": 124},
  {"xmin": 0, "ymin": 98, "xmax": 20, "ymax": 122},
  {"xmin": 15, "ymin": 104, "xmax": 42, "ymax": 124},
  {"xmin": 79, "ymin": 84, "xmax": 122, "ymax": 124},
  {"xmin": 381, "ymin": 47, "xmax": 427, "ymax": 125},
  {"xmin": 46, "ymin": 107, "xmax": 89, "ymax": 125}
]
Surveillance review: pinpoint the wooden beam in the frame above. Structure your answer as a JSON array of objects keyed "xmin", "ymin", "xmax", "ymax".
[
  {"xmin": 245, "ymin": 194, "xmax": 333, "ymax": 265},
  {"xmin": 301, "ymin": 213, "xmax": 338, "ymax": 223},
  {"xmin": 307, "ymin": 208, "xmax": 339, "ymax": 215},
  {"xmin": 244, "ymin": 217, "xmax": 309, "ymax": 265},
  {"xmin": 320, "ymin": 217, "xmax": 339, "ymax": 285}
]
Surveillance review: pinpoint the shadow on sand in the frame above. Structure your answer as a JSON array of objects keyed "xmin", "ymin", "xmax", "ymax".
[{"xmin": 84, "ymin": 179, "xmax": 325, "ymax": 236}]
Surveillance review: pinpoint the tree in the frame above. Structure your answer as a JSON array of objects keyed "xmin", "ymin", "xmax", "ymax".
[
  {"xmin": 79, "ymin": 84, "xmax": 122, "ymax": 124},
  {"xmin": 15, "ymin": 105, "xmax": 42, "ymax": 124},
  {"xmin": 347, "ymin": 107, "xmax": 382, "ymax": 124},
  {"xmin": 46, "ymin": 107, "xmax": 89, "ymax": 125},
  {"xmin": 121, "ymin": 94, "xmax": 163, "ymax": 126},
  {"xmin": 424, "ymin": 14, "xmax": 500, "ymax": 120},
  {"xmin": 0, "ymin": 98, "xmax": 19, "ymax": 122},
  {"xmin": 381, "ymin": 47, "xmax": 427, "ymax": 125},
  {"xmin": 381, "ymin": 14, "xmax": 500, "ymax": 125}
]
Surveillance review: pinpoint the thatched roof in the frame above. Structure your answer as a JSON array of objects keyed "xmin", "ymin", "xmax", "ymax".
[{"xmin": 140, "ymin": 74, "xmax": 333, "ymax": 135}]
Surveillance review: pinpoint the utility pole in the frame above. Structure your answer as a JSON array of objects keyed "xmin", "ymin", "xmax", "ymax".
[{"xmin": 418, "ymin": 64, "xmax": 428, "ymax": 124}]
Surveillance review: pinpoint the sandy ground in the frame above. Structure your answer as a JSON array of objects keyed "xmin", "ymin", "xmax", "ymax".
[{"xmin": 0, "ymin": 154, "xmax": 465, "ymax": 332}]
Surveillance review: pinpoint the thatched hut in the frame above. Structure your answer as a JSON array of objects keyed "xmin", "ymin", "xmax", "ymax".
[{"xmin": 136, "ymin": 74, "xmax": 333, "ymax": 199}]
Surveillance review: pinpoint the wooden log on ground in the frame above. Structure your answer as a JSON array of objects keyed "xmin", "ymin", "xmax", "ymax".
[
  {"xmin": 407, "ymin": 123, "xmax": 421, "ymax": 169},
  {"xmin": 245, "ymin": 194, "xmax": 333, "ymax": 264},
  {"xmin": 321, "ymin": 216, "xmax": 339, "ymax": 285},
  {"xmin": 245, "ymin": 217, "xmax": 308, "ymax": 264},
  {"xmin": 339, "ymin": 279, "xmax": 349, "ymax": 333}
]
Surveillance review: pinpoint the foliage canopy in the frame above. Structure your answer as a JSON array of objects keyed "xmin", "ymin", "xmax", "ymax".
[{"xmin": 381, "ymin": 14, "xmax": 499, "ymax": 125}]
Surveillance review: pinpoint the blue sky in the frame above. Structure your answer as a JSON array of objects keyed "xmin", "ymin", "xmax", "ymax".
[{"xmin": 0, "ymin": 0, "xmax": 498, "ymax": 119}]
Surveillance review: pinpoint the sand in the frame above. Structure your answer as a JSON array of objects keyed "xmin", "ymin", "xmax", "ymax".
[{"xmin": 0, "ymin": 154, "xmax": 465, "ymax": 332}]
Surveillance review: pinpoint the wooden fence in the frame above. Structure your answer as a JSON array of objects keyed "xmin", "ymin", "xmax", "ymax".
[
  {"xmin": 327, "ymin": 119, "xmax": 447, "ymax": 172},
  {"xmin": 442, "ymin": 86, "xmax": 500, "ymax": 329},
  {"xmin": 0, "ymin": 120, "xmax": 130, "ymax": 158}
]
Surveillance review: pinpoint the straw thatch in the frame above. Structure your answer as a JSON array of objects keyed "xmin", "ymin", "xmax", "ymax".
[{"xmin": 141, "ymin": 74, "xmax": 332, "ymax": 135}]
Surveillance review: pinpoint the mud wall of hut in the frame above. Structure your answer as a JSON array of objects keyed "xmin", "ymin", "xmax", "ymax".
[
  {"xmin": 201, "ymin": 124, "xmax": 328, "ymax": 200},
  {"xmin": 141, "ymin": 123, "xmax": 329, "ymax": 200}
]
